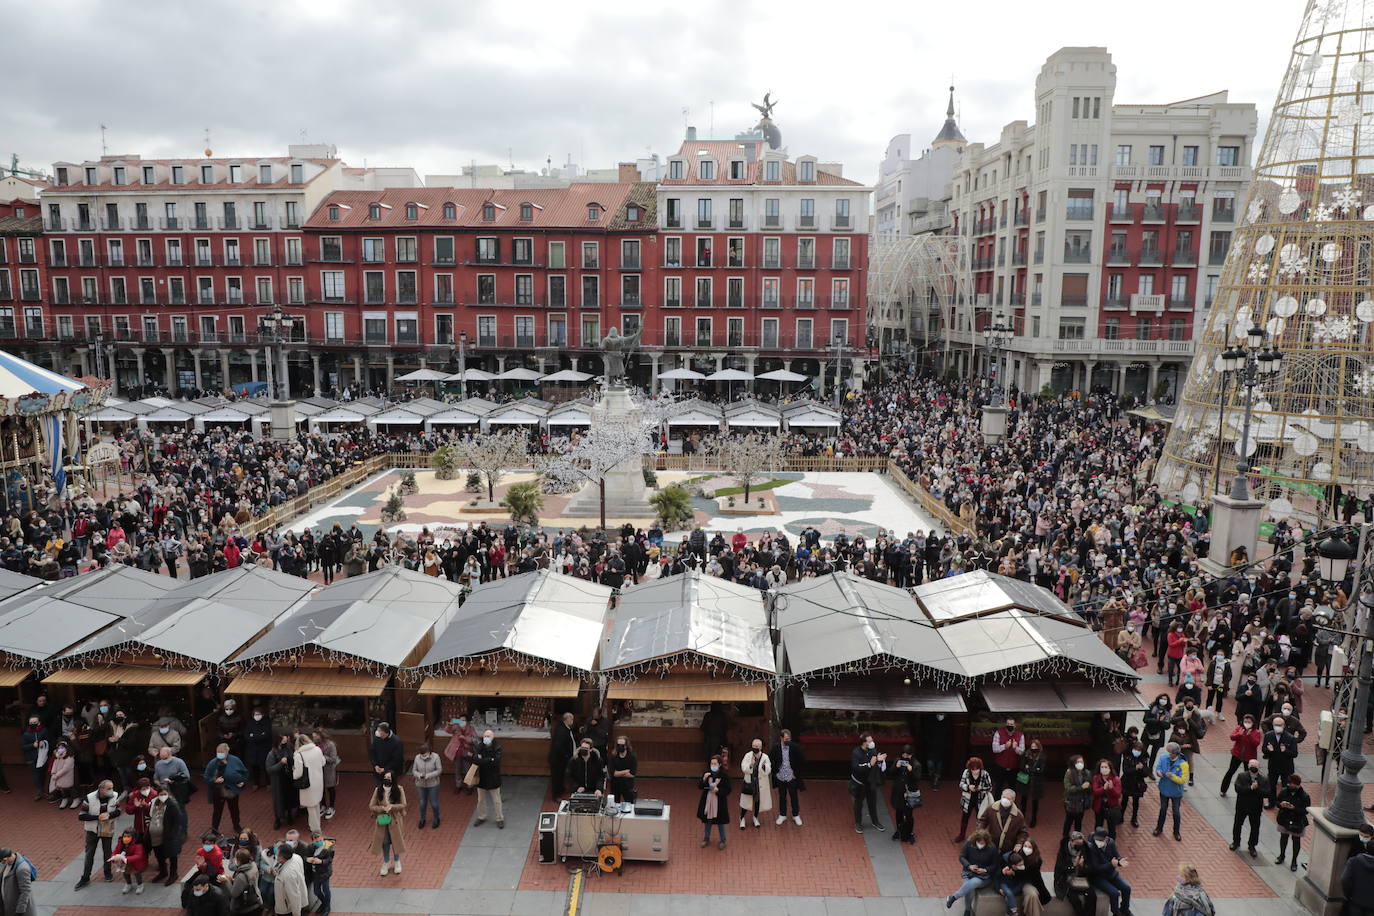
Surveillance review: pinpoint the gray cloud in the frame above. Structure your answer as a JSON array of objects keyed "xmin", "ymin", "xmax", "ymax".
[{"xmin": 4, "ymin": 0, "xmax": 1295, "ymax": 187}]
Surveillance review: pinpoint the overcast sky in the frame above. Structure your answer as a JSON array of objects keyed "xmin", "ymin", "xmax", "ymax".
[{"xmin": 5, "ymin": 0, "xmax": 1298, "ymax": 188}]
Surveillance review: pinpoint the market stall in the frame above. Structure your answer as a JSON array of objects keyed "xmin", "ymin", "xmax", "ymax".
[
  {"xmin": 0, "ymin": 567, "xmax": 177, "ymax": 746},
  {"xmin": 661, "ymin": 399, "xmax": 723, "ymax": 454},
  {"xmin": 224, "ymin": 567, "xmax": 463, "ymax": 769},
  {"xmin": 407, "ymin": 569, "xmax": 613, "ymax": 775},
  {"xmin": 482, "ymin": 397, "xmax": 550, "ymax": 431},
  {"xmin": 601, "ymin": 571, "xmax": 775, "ymax": 776},
  {"xmin": 42, "ymin": 565, "xmax": 316, "ymax": 761}
]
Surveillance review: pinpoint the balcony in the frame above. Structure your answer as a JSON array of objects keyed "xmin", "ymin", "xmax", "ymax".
[
  {"xmin": 49, "ymin": 254, "xmax": 67, "ymax": 268},
  {"xmin": 762, "ymin": 257, "xmax": 781, "ymax": 270},
  {"xmin": 1033, "ymin": 249, "xmax": 1044, "ymax": 265},
  {"xmin": 1172, "ymin": 248, "xmax": 1198, "ymax": 266},
  {"xmin": 75, "ymin": 219, "xmax": 95, "ymax": 232},
  {"xmin": 796, "ymin": 256, "xmax": 816, "ymax": 270},
  {"xmin": 997, "ymin": 251, "xmax": 1006, "ymax": 267},
  {"xmin": 798, "ymin": 215, "xmax": 816, "ymax": 229},
  {"xmin": 818, "ymin": 296, "xmax": 851, "ymax": 310},
  {"xmin": 101, "ymin": 218, "xmax": 122, "ymax": 231},
  {"xmin": 727, "ymin": 216, "xmax": 748, "ymax": 230},
  {"xmin": 132, "ymin": 217, "xmax": 153, "ymax": 231},
  {"xmin": 220, "ymin": 216, "xmax": 240, "ymax": 230},
  {"xmin": 1130, "ymin": 293, "xmax": 1165, "ymax": 312},
  {"xmin": 694, "ymin": 293, "xmax": 713, "ymax": 308},
  {"xmin": 397, "ymin": 292, "xmax": 418, "ymax": 305},
  {"xmin": 1177, "ymin": 204, "xmax": 1201, "ymax": 223},
  {"xmin": 1108, "ymin": 204, "xmax": 1134, "ymax": 223},
  {"xmin": 620, "ymin": 256, "xmax": 642, "ymax": 270},
  {"xmin": 763, "ymin": 215, "xmax": 781, "ymax": 228},
  {"xmin": 136, "ymin": 255, "xmax": 157, "ymax": 267},
  {"xmin": 19, "ymin": 287, "xmax": 40, "ymax": 301},
  {"xmin": 1014, "ymin": 211, "xmax": 1029, "ymax": 227},
  {"xmin": 166, "ymin": 257, "xmax": 185, "ymax": 267},
  {"xmin": 1031, "ymin": 293, "xmax": 1042, "ymax": 306},
  {"xmin": 1063, "ymin": 247, "xmax": 1092, "ymax": 264},
  {"xmin": 998, "ymin": 214, "xmax": 1008, "ymax": 228},
  {"xmin": 1104, "ymin": 295, "xmax": 1128, "ymax": 310},
  {"xmin": 1035, "ymin": 209, "xmax": 1046, "ymax": 223},
  {"xmin": 1106, "ymin": 246, "xmax": 1131, "ymax": 266},
  {"xmin": 1139, "ymin": 248, "xmax": 1163, "ymax": 266},
  {"xmin": 760, "ymin": 297, "xmax": 780, "ymax": 309},
  {"xmin": 191, "ymin": 219, "xmax": 212, "ymax": 231},
  {"xmin": 1008, "ymin": 293, "xmax": 1025, "ymax": 306},
  {"xmin": 1141, "ymin": 205, "xmax": 1165, "ymax": 223},
  {"xmin": 433, "ymin": 292, "xmax": 456, "ymax": 305},
  {"xmin": 1011, "ymin": 251, "xmax": 1027, "ymax": 267},
  {"xmin": 432, "ymin": 255, "xmax": 457, "ymax": 266},
  {"xmin": 107, "ymin": 255, "xmax": 126, "ymax": 268},
  {"xmin": 832, "ymin": 214, "xmax": 851, "ymax": 230},
  {"xmin": 162, "ymin": 217, "xmax": 181, "ymax": 230},
  {"xmin": 249, "ymin": 218, "xmax": 272, "ymax": 231},
  {"xmin": 1167, "ymin": 294, "xmax": 1193, "ymax": 311},
  {"xmin": 972, "ymin": 256, "xmax": 994, "ymax": 271},
  {"xmin": 696, "ymin": 217, "xmax": 715, "ymax": 230},
  {"xmin": 1065, "ymin": 206, "xmax": 1094, "ymax": 222},
  {"xmin": 832, "ymin": 256, "xmax": 852, "ymax": 269},
  {"xmin": 51, "ymin": 291, "xmax": 71, "ymax": 305},
  {"xmin": 664, "ymin": 297, "xmax": 682, "ymax": 309},
  {"xmin": 1213, "ymin": 207, "xmax": 1236, "ymax": 223},
  {"xmin": 664, "ymin": 217, "xmax": 683, "ymax": 229},
  {"xmin": 47, "ymin": 218, "xmax": 64, "ymax": 232},
  {"xmin": 1208, "ymin": 249, "xmax": 1228, "ymax": 265}
]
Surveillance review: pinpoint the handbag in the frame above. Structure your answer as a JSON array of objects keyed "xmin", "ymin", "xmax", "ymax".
[
  {"xmin": 904, "ymin": 789, "xmax": 923, "ymax": 809},
  {"xmin": 292, "ymin": 754, "xmax": 311, "ymax": 791},
  {"xmin": 1068, "ymin": 876, "xmax": 1091, "ymax": 894},
  {"xmin": 1015, "ymin": 771, "xmax": 1031, "ymax": 785},
  {"xmin": 463, "ymin": 763, "xmax": 480, "ymax": 787},
  {"xmin": 375, "ymin": 813, "xmax": 392, "ymax": 826},
  {"xmin": 1106, "ymin": 805, "xmax": 1124, "ymax": 826}
]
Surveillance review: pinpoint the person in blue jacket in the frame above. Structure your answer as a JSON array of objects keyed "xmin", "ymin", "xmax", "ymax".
[
  {"xmin": 203, "ymin": 742, "xmax": 248, "ymax": 836},
  {"xmin": 1151, "ymin": 742, "xmax": 1188, "ymax": 841}
]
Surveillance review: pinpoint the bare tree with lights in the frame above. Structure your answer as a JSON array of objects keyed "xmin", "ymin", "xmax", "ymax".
[
  {"xmin": 707, "ymin": 432, "xmax": 789, "ymax": 504},
  {"xmin": 448, "ymin": 431, "xmax": 530, "ymax": 504}
]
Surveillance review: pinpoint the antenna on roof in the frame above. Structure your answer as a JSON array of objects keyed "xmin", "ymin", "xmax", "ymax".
[
  {"xmin": 203, "ymin": 127, "xmax": 213, "ymax": 158},
  {"xmin": 300, "ymin": 128, "xmax": 308, "ymax": 142},
  {"xmin": 682, "ymin": 106, "xmax": 690, "ymax": 132},
  {"xmin": 508, "ymin": 147, "xmax": 514, "ymax": 170},
  {"xmin": 709, "ymin": 100, "xmax": 714, "ymax": 137},
  {"xmin": 99, "ymin": 124, "xmax": 108, "ymax": 157}
]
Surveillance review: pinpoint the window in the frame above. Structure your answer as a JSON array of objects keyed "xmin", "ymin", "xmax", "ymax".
[
  {"xmin": 581, "ymin": 275, "xmax": 599, "ymax": 308},
  {"xmin": 582, "ymin": 242, "xmax": 599, "ymax": 269},
  {"xmin": 833, "ymin": 237, "xmax": 851, "ymax": 269},
  {"xmin": 482, "ymin": 203, "xmax": 496, "ymax": 221},
  {"xmin": 664, "ymin": 316, "xmax": 681, "ymax": 347},
  {"xmin": 196, "ymin": 277, "xmax": 214, "ymax": 305},
  {"xmin": 764, "ymin": 198, "xmax": 781, "ymax": 227},
  {"xmin": 669, "ymin": 160, "xmax": 685, "ymax": 180},
  {"xmin": 621, "ymin": 239, "xmax": 640, "ymax": 269},
  {"xmin": 1182, "ymin": 146, "xmax": 1199, "ymax": 167},
  {"xmin": 168, "ymin": 277, "xmax": 186, "ymax": 304},
  {"xmin": 1136, "ymin": 315, "xmax": 1154, "ymax": 340},
  {"xmin": 1060, "ymin": 273, "xmax": 1089, "ymax": 306},
  {"xmin": 797, "ymin": 277, "xmax": 815, "ymax": 307},
  {"xmin": 172, "ymin": 165, "xmax": 184, "ymax": 184},
  {"xmin": 1104, "ymin": 317, "xmax": 1120, "ymax": 339},
  {"xmin": 257, "ymin": 164, "xmax": 272, "ymax": 183},
  {"xmin": 762, "ymin": 277, "xmax": 779, "ymax": 307},
  {"xmin": 1072, "ymin": 97, "xmax": 1080, "ymax": 119},
  {"xmin": 797, "ymin": 237, "xmax": 816, "ymax": 269},
  {"xmin": 321, "ymin": 271, "xmax": 345, "ymax": 302},
  {"xmin": 514, "ymin": 274, "xmax": 533, "ymax": 306},
  {"xmin": 222, "ymin": 201, "xmax": 237, "ymax": 228},
  {"xmin": 513, "ymin": 238, "xmax": 533, "ymax": 265},
  {"xmin": 664, "ymin": 198, "xmax": 681, "ymax": 228},
  {"xmin": 695, "ymin": 317, "xmax": 712, "ymax": 347},
  {"xmin": 328, "ymin": 206, "xmax": 340, "ymax": 221},
  {"xmin": 664, "ymin": 277, "xmax": 682, "ymax": 308},
  {"xmin": 1057, "ymin": 318, "xmax": 1085, "ymax": 340},
  {"xmin": 434, "ymin": 273, "xmax": 454, "ymax": 304},
  {"xmin": 364, "ymin": 314, "xmax": 387, "ymax": 344},
  {"xmin": 514, "ymin": 315, "xmax": 534, "ymax": 347},
  {"xmin": 1205, "ymin": 275, "xmax": 1220, "ymax": 306},
  {"xmin": 442, "ymin": 203, "xmax": 456, "ymax": 219},
  {"xmin": 1212, "ymin": 192, "xmax": 1236, "ymax": 222},
  {"xmin": 1216, "ymin": 146, "xmax": 1241, "ymax": 167},
  {"xmin": 1064, "ymin": 229, "xmax": 1092, "ymax": 262},
  {"xmin": 548, "ymin": 315, "xmax": 567, "ymax": 346},
  {"xmin": 1137, "ymin": 274, "xmax": 1155, "ymax": 295},
  {"xmin": 290, "ymin": 163, "xmax": 304, "ymax": 183},
  {"xmin": 518, "ymin": 203, "xmax": 534, "ymax": 221},
  {"xmin": 84, "ymin": 166, "xmax": 97, "ymax": 185},
  {"xmin": 287, "ymin": 277, "xmax": 303, "ymax": 304},
  {"xmin": 477, "ymin": 238, "xmax": 499, "ymax": 263},
  {"xmin": 251, "ymin": 201, "xmax": 268, "ymax": 229},
  {"xmin": 1115, "ymin": 145, "xmax": 1132, "ymax": 166},
  {"xmin": 728, "ymin": 198, "xmax": 744, "ymax": 228},
  {"xmin": 1208, "ymin": 230, "xmax": 1232, "ymax": 263},
  {"xmin": 396, "ymin": 237, "xmax": 417, "ymax": 263},
  {"xmin": 1107, "ymin": 273, "xmax": 1123, "ymax": 299},
  {"xmin": 142, "ymin": 165, "xmax": 155, "ymax": 184},
  {"xmin": 256, "ymin": 277, "xmax": 273, "ymax": 304},
  {"xmin": 198, "ymin": 315, "xmax": 216, "ymax": 340},
  {"xmin": 434, "ymin": 237, "xmax": 455, "ymax": 265},
  {"xmin": 830, "ymin": 318, "xmax": 849, "ymax": 345},
  {"xmin": 1144, "ymin": 145, "xmax": 1164, "ymax": 166},
  {"xmin": 727, "ymin": 237, "xmax": 744, "ymax": 268},
  {"xmin": 696, "ymin": 198, "xmax": 712, "ymax": 229},
  {"xmin": 799, "ymin": 160, "xmax": 815, "ymax": 181},
  {"xmin": 580, "ymin": 315, "xmax": 600, "ymax": 347},
  {"xmin": 1093, "ymin": 97, "xmax": 1101, "ymax": 119},
  {"xmin": 626, "ymin": 204, "xmax": 641, "ymax": 222},
  {"xmin": 765, "ymin": 160, "xmax": 780, "ymax": 181},
  {"xmin": 477, "ymin": 275, "xmax": 496, "ymax": 304},
  {"xmin": 478, "ymin": 315, "xmax": 497, "ymax": 347},
  {"xmin": 369, "ymin": 204, "xmax": 382, "ymax": 220},
  {"xmin": 696, "ymin": 238, "xmax": 712, "ymax": 267},
  {"xmin": 549, "ymin": 275, "xmax": 566, "ymax": 308},
  {"xmin": 663, "ymin": 237, "xmax": 682, "ymax": 267},
  {"xmin": 1170, "ymin": 274, "xmax": 1189, "ymax": 302},
  {"xmin": 113, "ymin": 166, "xmax": 126, "ymax": 186},
  {"xmin": 763, "ymin": 237, "xmax": 781, "ymax": 269},
  {"xmin": 695, "ymin": 277, "xmax": 712, "ymax": 308},
  {"xmin": 727, "ymin": 316, "xmax": 744, "ymax": 346},
  {"xmin": 405, "ymin": 203, "xmax": 418, "ymax": 220},
  {"xmin": 698, "ymin": 159, "xmax": 715, "ymax": 180},
  {"xmin": 727, "ymin": 277, "xmax": 743, "ymax": 308},
  {"xmin": 548, "ymin": 242, "xmax": 565, "ymax": 269},
  {"xmin": 362, "ymin": 238, "xmax": 385, "ymax": 263},
  {"xmin": 730, "ymin": 160, "xmax": 745, "ymax": 179},
  {"xmin": 397, "ymin": 271, "xmax": 417, "ymax": 304},
  {"xmin": 1066, "ymin": 189, "xmax": 1093, "ymax": 220},
  {"xmin": 229, "ymin": 164, "xmax": 242, "ymax": 183},
  {"xmin": 1169, "ymin": 318, "xmax": 1187, "ymax": 340},
  {"xmin": 285, "ymin": 237, "xmax": 302, "ymax": 266},
  {"xmin": 799, "ymin": 198, "xmax": 815, "ymax": 227},
  {"xmin": 796, "ymin": 318, "xmax": 813, "ymax": 349},
  {"xmin": 586, "ymin": 205, "xmax": 600, "ymax": 222},
  {"xmin": 835, "ymin": 198, "xmax": 851, "ymax": 228},
  {"xmin": 761, "ymin": 317, "xmax": 779, "ymax": 347},
  {"xmin": 622, "ymin": 274, "xmax": 641, "ymax": 306},
  {"xmin": 1112, "ymin": 188, "xmax": 1129, "ymax": 215}
]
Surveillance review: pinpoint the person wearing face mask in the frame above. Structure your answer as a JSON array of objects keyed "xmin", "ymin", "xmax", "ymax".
[
  {"xmin": 217, "ymin": 848, "xmax": 260, "ymax": 915},
  {"xmin": 888, "ymin": 745, "xmax": 920, "ymax": 845},
  {"xmin": 1218, "ymin": 714, "xmax": 1261, "ymax": 797},
  {"xmin": 0, "ymin": 847, "xmax": 34, "ymax": 916},
  {"xmin": 979, "ymin": 788, "xmax": 1026, "ymax": 853},
  {"xmin": 146, "ymin": 781, "xmax": 186, "ymax": 886},
  {"xmin": 738, "ymin": 739, "xmax": 772, "ymax": 830},
  {"xmin": 1117, "ymin": 740, "xmax": 1147, "ymax": 829},
  {"xmin": 243, "ymin": 707, "xmax": 273, "ymax": 789},
  {"xmin": 946, "ymin": 828, "xmax": 999, "ymax": 916},
  {"xmin": 443, "ymin": 712, "xmax": 476, "ymax": 795},
  {"xmin": 1151, "ymin": 742, "xmax": 1188, "ymax": 840},
  {"xmin": 147, "ymin": 718, "xmax": 182, "ymax": 759},
  {"xmin": 1142, "ymin": 695, "xmax": 1172, "ymax": 771},
  {"xmin": 203, "ymin": 743, "xmax": 248, "ymax": 836},
  {"xmin": 697, "ymin": 754, "xmax": 732, "ymax": 849},
  {"xmin": 609, "ymin": 737, "xmax": 638, "ymax": 805},
  {"xmin": 368, "ymin": 770, "xmax": 407, "ymax": 875},
  {"xmin": 851, "ymin": 733, "xmax": 888, "ymax": 835},
  {"xmin": 1011, "ymin": 830, "xmax": 1052, "ymax": 907},
  {"xmin": 769, "ymin": 729, "xmax": 805, "ymax": 825},
  {"xmin": 270, "ymin": 842, "xmax": 308, "ymax": 916},
  {"xmin": 1233, "ymin": 672, "xmax": 1263, "ymax": 724},
  {"xmin": 471, "ymin": 729, "xmax": 504, "ymax": 828},
  {"xmin": 216, "ymin": 699, "xmax": 244, "ymax": 760},
  {"xmin": 180, "ymin": 873, "xmax": 229, "ymax": 916},
  {"xmin": 410, "ymin": 743, "xmax": 442, "ymax": 829},
  {"xmin": 292, "ymin": 732, "xmax": 326, "ymax": 835},
  {"xmin": 1015, "ymin": 740, "xmax": 1046, "ymax": 828},
  {"xmin": 1090, "ymin": 761, "xmax": 1123, "ymax": 840},
  {"xmin": 1170, "ymin": 698, "xmax": 1204, "ymax": 786},
  {"xmin": 990, "ymin": 717, "xmax": 1026, "ymax": 799},
  {"xmin": 1204, "ymin": 648, "xmax": 1233, "ymax": 719},
  {"xmin": 74, "ymin": 779, "xmax": 122, "ymax": 890},
  {"xmin": 1227, "ymin": 758, "xmax": 1268, "ymax": 857},
  {"xmin": 152, "ymin": 746, "xmax": 191, "ymax": 804},
  {"xmin": 1274, "ymin": 773, "xmax": 1311, "ymax": 871},
  {"xmin": 1261, "ymin": 715, "xmax": 1299, "ymax": 810},
  {"xmin": 954, "ymin": 755, "xmax": 991, "ymax": 843},
  {"xmin": 48, "ymin": 739, "xmax": 76, "ymax": 808},
  {"xmin": 266, "ymin": 733, "xmax": 301, "ymax": 830},
  {"xmin": 565, "ymin": 739, "xmax": 605, "ymax": 799},
  {"xmin": 1165, "ymin": 624, "xmax": 1188, "ymax": 686},
  {"xmin": 111, "ymin": 827, "xmax": 148, "ymax": 895},
  {"xmin": 1061, "ymin": 755, "xmax": 1092, "ymax": 838},
  {"xmin": 1053, "ymin": 830, "xmax": 1096, "ymax": 916},
  {"xmin": 123, "ymin": 776, "xmax": 157, "ymax": 842},
  {"xmin": 1081, "ymin": 827, "xmax": 1131, "ymax": 916},
  {"xmin": 19, "ymin": 716, "xmax": 48, "ymax": 802},
  {"xmin": 309, "ymin": 729, "xmax": 340, "ymax": 820},
  {"xmin": 368, "ymin": 722, "xmax": 404, "ymax": 789},
  {"xmin": 193, "ymin": 830, "xmax": 225, "ymax": 879},
  {"xmin": 997, "ymin": 850, "xmax": 1042, "ymax": 916},
  {"xmin": 1349, "ymin": 823, "xmax": 1374, "ymax": 868}
]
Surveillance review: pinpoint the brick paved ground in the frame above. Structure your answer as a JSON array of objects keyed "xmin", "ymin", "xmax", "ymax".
[{"xmin": 516, "ymin": 778, "xmax": 881, "ymax": 897}]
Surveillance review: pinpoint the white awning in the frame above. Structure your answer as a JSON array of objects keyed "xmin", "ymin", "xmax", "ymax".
[
  {"xmin": 396, "ymin": 368, "xmax": 451, "ymax": 382},
  {"xmin": 758, "ymin": 369, "xmax": 809, "ymax": 382},
  {"xmin": 497, "ymin": 367, "xmax": 543, "ymax": 381},
  {"xmin": 540, "ymin": 369, "xmax": 595, "ymax": 383},
  {"xmin": 707, "ymin": 368, "xmax": 754, "ymax": 381},
  {"xmin": 658, "ymin": 368, "xmax": 706, "ymax": 380}
]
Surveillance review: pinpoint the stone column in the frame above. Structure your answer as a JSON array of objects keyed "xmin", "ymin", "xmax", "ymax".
[
  {"xmin": 311, "ymin": 355, "xmax": 321, "ymax": 395},
  {"xmin": 191, "ymin": 350, "xmax": 203, "ymax": 390},
  {"xmin": 385, "ymin": 354, "xmax": 395, "ymax": 390},
  {"xmin": 649, "ymin": 352, "xmax": 661, "ymax": 393},
  {"xmin": 496, "ymin": 355, "xmax": 507, "ymax": 373},
  {"xmin": 351, "ymin": 356, "xmax": 363, "ymax": 388},
  {"xmin": 162, "ymin": 349, "xmax": 175, "ymax": 388},
  {"xmin": 1082, "ymin": 359, "xmax": 1096, "ymax": 393},
  {"xmin": 133, "ymin": 349, "xmax": 145, "ymax": 390},
  {"xmin": 1147, "ymin": 360, "xmax": 1160, "ymax": 402},
  {"xmin": 278, "ymin": 347, "xmax": 290, "ymax": 399},
  {"xmin": 744, "ymin": 353, "xmax": 757, "ymax": 395},
  {"xmin": 219, "ymin": 352, "xmax": 230, "ymax": 392},
  {"xmin": 713, "ymin": 352, "xmax": 725, "ymax": 372},
  {"xmin": 850, "ymin": 356, "xmax": 865, "ymax": 393},
  {"xmin": 249, "ymin": 350, "xmax": 259, "ymax": 383},
  {"xmin": 76, "ymin": 351, "xmax": 90, "ymax": 377}
]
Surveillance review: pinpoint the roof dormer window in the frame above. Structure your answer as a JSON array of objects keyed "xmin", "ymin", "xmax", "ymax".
[
  {"xmin": 328, "ymin": 206, "xmax": 340, "ymax": 221},
  {"xmin": 799, "ymin": 160, "xmax": 816, "ymax": 182},
  {"xmin": 626, "ymin": 205, "xmax": 641, "ymax": 223},
  {"xmin": 442, "ymin": 203, "xmax": 456, "ymax": 219},
  {"xmin": 698, "ymin": 159, "xmax": 715, "ymax": 180},
  {"xmin": 669, "ymin": 160, "xmax": 685, "ymax": 180},
  {"xmin": 229, "ymin": 164, "xmax": 243, "ymax": 183},
  {"xmin": 520, "ymin": 203, "xmax": 533, "ymax": 220},
  {"xmin": 200, "ymin": 165, "xmax": 214, "ymax": 183},
  {"xmin": 369, "ymin": 204, "xmax": 382, "ymax": 220},
  {"xmin": 587, "ymin": 205, "xmax": 600, "ymax": 222},
  {"xmin": 765, "ymin": 160, "xmax": 780, "ymax": 182},
  {"xmin": 405, "ymin": 203, "xmax": 418, "ymax": 219},
  {"xmin": 482, "ymin": 203, "xmax": 496, "ymax": 221},
  {"xmin": 729, "ymin": 160, "xmax": 745, "ymax": 180}
]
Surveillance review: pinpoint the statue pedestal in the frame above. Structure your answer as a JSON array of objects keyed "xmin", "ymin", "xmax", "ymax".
[
  {"xmin": 564, "ymin": 385, "xmax": 654, "ymax": 522},
  {"xmin": 1295, "ymin": 808, "xmax": 1360, "ymax": 916},
  {"xmin": 980, "ymin": 405, "xmax": 1008, "ymax": 445},
  {"xmin": 270, "ymin": 400, "xmax": 294, "ymax": 441},
  {"xmin": 1197, "ymin": 491, "xmax": 1263, "ymax": 579}
]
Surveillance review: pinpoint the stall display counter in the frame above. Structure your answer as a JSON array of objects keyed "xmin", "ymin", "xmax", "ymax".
[
  {"xmin": 551, "ymin": 798, "xmax": 670, "ymax": 863},
  {"xmin": 419, "ymin": 672, "xmax": 582, "ymax": 776}
]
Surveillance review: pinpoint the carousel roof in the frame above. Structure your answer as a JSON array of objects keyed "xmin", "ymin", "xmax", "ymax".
[{"xmin": 0, "ymin": 353, "xmax": 91, "ymax": 399}]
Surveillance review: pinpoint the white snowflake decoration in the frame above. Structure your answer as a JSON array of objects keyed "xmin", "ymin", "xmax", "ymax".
[
  {"xmin": 1354, "ymin": 367, "xmax": 1374, "ymax": 396},
  {"xmin": 1311, "ymin": 315, "xmax": 1353, "ymax": 343},
  {"xmin": 1333, "ymin": 184, "xmax": 1362, "ymax": 213},
  {"xmin": 1182, "ymin": 433, "xmax": 1214, "ymax": 461},
  {"xmin": 1310, "ymin": 203, "xmax": 1336, "ymax": 222},
  {"xmin": 1246, "ymin": 198, "xmax": 1265, "ymax": 224},
  {"xmin": 1277, "ymin": 250, "xmax": 1310, "ymax": 278},
  {"xmin": 1246, "ymin": 260, "xmax": 1269, "ymax": 282}
]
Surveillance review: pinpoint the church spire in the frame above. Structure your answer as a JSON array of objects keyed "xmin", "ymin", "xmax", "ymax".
[{"xmin": 933, "ymin": 83, "xmax": 966, "ymax": 150}]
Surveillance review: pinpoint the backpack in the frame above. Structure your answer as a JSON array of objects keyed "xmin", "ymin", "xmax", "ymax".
[{"xmin": 16, "ymin": 855, "xmax": 37, "ymax": 880}]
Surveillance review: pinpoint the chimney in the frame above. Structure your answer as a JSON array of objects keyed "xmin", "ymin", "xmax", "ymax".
[
  {"xmin": 686, "ymin": 125, "xmax": 697, "ymax": 141},
  {"xmin": 618, "ymin": 162, "xmax": 640, "ymax": 182}
]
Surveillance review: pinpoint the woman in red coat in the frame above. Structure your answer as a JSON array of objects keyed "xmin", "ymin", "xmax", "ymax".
[
  {"xmin": 124, "ymin": 777, "xmax": 157, "ymax": 841},
  {"xmin": 113, "ymin": 828, "xmax": 149, "ymax": 894},
  {"xmin": 1090, "ymin": 759, "xmax": 1124, "ymax": 839},
  {"xmin": 1166, "ymin": 624, "xmax": 1189, "ymax": 686}
]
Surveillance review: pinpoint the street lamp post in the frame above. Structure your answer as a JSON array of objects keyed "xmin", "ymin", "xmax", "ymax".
[
  {"xmin": 1220, "ymin": 324, "xmax": 1284, "ymax": 501},
  {"xmin": 831, "ymin": 332, "xmax": 846, "ymax": 408},
  {"xmin": 979, "ymin": 314, "xmax": 1013, "ymax": 444},
  {"xmin": 257, "ymin": 304, "xmax": 293, "ymax": 440},
  {"xmin": 458, "ymin": 329, "xmax": 468, "ymax": 400},
  {"xmin": 1316, "ymin": 527, "xmax": 1372, "ymax": 829}
]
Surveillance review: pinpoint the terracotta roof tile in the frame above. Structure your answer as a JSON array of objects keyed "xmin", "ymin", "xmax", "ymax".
[
  {"xmin": 306, "ymin": 183, "xmax": 639, "ymax": 230},
  {"xmin": 660, "ymin": 139, "xmax": 862, "ymax": 187}
]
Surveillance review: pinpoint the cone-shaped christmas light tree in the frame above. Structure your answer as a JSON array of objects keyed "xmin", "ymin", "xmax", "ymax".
[{"xmin": 1158, "ymin": 0, "xmax": 1374, "ymax": 523}]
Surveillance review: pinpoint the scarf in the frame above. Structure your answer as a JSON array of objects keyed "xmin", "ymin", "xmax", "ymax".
[
  {"xmin": 149, "ymin": 798, "xmax": 168, "ymax": 845},
  {"xmin": 703, "ymin": 775, "xmax": 721, "ymax": 819}
]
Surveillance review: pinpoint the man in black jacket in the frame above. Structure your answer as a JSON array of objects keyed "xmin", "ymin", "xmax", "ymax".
[
  {"xmin": 1228, "ymin": 759, "xmax": 1268, "ymax": 856},
  {"xmin": 1082, "ymin": 828, "xmax": 1132, "ymax": 916},
  {"xmin": 770, "ymin": 729, "xmax": 805, "ymax": 826},
  {"xmin": 548, "ymin": 713, "xmax": 577, "ymax": 799},
  {"xmin": 369, "ymin": 722, "xmax": 404, "ymax": 788},
  {"xmin": 565, "ymin": 741, "xmax": 605, "ymax": 797},
  {"xmin": 243, "ymin": 708, "xmax": 273, "ymax": 788},
  {"xmin": 1261, "ymin": 716, "xmax": 1299, "ymax": 809},
  {"xmin": 472, "ymin": 729, "xmax": 504, "ymax": 828},
  {"xmin": 849, "ymin": 733, "xmax": 886, "ymax": 833}
]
